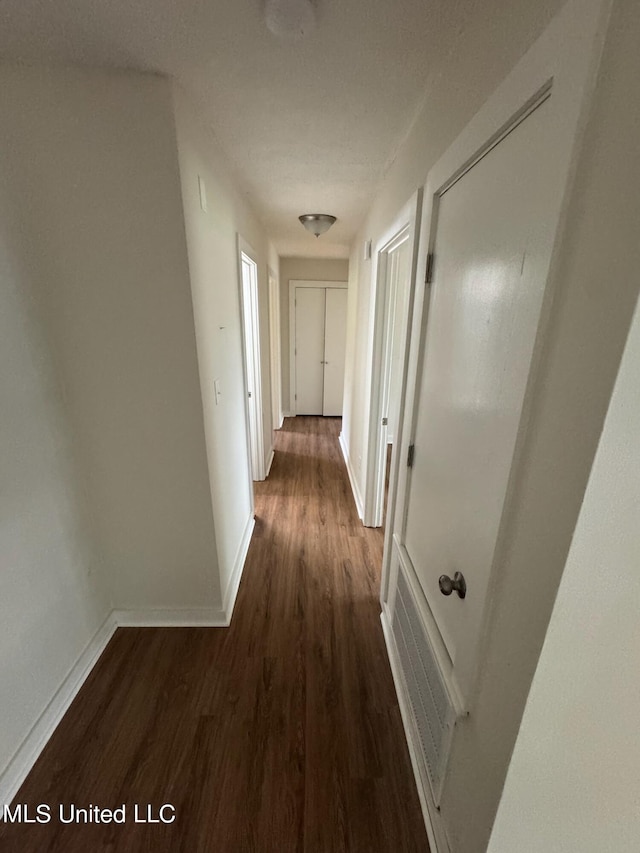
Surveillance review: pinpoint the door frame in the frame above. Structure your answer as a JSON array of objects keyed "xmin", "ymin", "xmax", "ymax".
[
  {"xmin": 363, "ymin": 191, "xmax": 422, "ymax": 529},
  {"xmin": 268, "ymin": 266, "xmax": 283, "ymax": 430},
  {"xmin": 288, "ymin": 279, "xmax": 348, "ymax": 416},
  {"xmin": 237, "ymin": 235, "xmax": 266, "ymax": 483}
]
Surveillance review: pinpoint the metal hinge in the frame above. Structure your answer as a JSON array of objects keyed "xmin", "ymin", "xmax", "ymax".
[
  {"xmin": 426, "ymin": 252, "xmax": 435, "ymax": 284},
  {"xmin": 381, "ymin": 417, "xmax": 388, "ymax": 426},
  {"xmin": 407, "ymin": 444, "xmax": 415, "ymax": 468}
]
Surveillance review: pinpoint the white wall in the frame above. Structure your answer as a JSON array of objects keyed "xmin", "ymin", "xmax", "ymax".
[
  {"xmin": 0, "ymin": 180, "xmax": 108, "ymax": 793},
  {"xmin": 342, "ymin": 0, "xmax": 640, "ymax": 850},
  {"xmin": 0, "ymin": 65, "xmax": 280, "ymax": 797},
  {"xmin": 173, "ymin": 86, "xmax": 277, "ymax": 599},
  {"xmin": 279, "ymin": 257, "xmax": 349, "ymax": 414},
  {"xmin": 0, "ymin": 68, "xmax": 220, "ymax": 613},
  {"xmin": 488, "ymin": 292, "xmax": 640, "ymax": 853}
]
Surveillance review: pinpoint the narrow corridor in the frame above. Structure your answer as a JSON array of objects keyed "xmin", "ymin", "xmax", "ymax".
[{"xmin": 1, "ymin": 417, "xmax": 428, "ymax": 852}]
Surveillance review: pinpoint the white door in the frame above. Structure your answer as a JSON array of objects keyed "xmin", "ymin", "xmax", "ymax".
[
  {"xmin": 382, "ymin": 237, "xmax": 411, "ymax": 444},
  {"xmin": 291, "ymin": 282, "xmax": 348, "ymax": 416},
  {"xmin": 322, "ymin": 288, "xmax": 348, "ymax": 416},
  {"xmin": 295, "ymin": 287, "xmax": 325, "ymax": 414},
  {"xmin": 403, "ymin": 95, "xmax": 560, "ymax": 697}
]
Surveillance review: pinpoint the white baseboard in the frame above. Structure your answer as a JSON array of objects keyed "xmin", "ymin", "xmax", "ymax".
[
  {"xmin": 113, "ymin": 608, "xmax": 228, "ymax": 627},
  {"xmin": 0, "ymin": 514, "xmax": 257, "ymax": 806},
  {"xmin": 222, "ymin": 512, "xmax": 255, "ymax": 623},
  {"xmin": 339, "ymin": 431, "xmax": 364, "ymax": 519},
  {"xmin": 116, "ymin": 515, "xmax": 255, "ymax": 629},
  {"xmin": 282, "ymin": 410, "xmax": 295, "ymax": 418},
  {"xmin": 265, "ymin": 448, "xmax": 275, "ymax": 477},
  {"xmin": 381, "ymin": 611, "xmax": 449, "ymax": 853},
  {"xmin": 0, "ymin": 610, "xmax": 118, "ymax": 807},
  {"xmin": 276, "ymin": 411, "xmax": 284, "ymax": 429}
]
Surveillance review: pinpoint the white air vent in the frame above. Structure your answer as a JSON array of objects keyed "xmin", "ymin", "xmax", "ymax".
[{"xmin": 393, "ymin": 567, "xmax": 456, "ymax": 803}]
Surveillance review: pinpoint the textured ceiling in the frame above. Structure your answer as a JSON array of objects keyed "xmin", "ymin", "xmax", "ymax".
[{"xmin": 0, "ymin": 0, "xmax": 562, "ymax": 258}]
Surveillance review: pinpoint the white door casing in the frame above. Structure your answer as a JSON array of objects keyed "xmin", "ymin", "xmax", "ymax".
[{"xmin": 289, "ymin": 280, "xmax": 348, "ymax": 416}]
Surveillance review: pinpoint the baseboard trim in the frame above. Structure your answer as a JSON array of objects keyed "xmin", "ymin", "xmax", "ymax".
[
  {"xmin": 339, "ymin": 431, "xmax": 364, "ymax": 519},
  {"xmin": 223, "ymin": 513, "xmax": 255, "ymax": 624},
  {"xmin": 0, "ymin": 610, "xmax": 118, "ymax": 807},
  {"xmin": 113, "ymin": 608, "xmax": 228, "ymax": 627},
  {"xmin": 1, "ymin": 512, "xmax": 257, "ymax": 807},
  {"xmin": 282, "ymin": 410, "xmax": 295, "ymax": 418},
  {"xmin": 381, "ymin": 611, "xmax": 450, "ymax": 853},
  {"xmin": 265, "ymin": 448, "xmax": 275, "ymax": 478}
]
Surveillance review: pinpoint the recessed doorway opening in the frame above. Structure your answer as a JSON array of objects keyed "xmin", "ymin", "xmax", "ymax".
[
  {"xmin": 363, "ymin": 192, "xmax": 422, "ymax": 532},
  {"xmin": 238, "ymin": 237, "xmax": 266, "ymax": 483}
]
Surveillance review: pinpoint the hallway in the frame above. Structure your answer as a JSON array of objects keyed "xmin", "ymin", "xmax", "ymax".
[{"xmin": 1, "ymin": 417, "xmax": 429, "ymax": 852}]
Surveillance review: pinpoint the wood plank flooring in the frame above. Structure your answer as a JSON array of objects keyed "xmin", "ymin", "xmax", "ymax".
[{"xmin": 1, "ymin": 417, "xmax": 429, "ymax": 852}]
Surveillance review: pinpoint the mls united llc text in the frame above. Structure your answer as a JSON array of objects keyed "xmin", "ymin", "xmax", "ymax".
[{"xmin": 2, "ymin": 803, "xmax": 176, "ymax": 824}]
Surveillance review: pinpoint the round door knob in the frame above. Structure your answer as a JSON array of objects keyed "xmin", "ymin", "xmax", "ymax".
[{"xmin": 438, "ymin": 571, "xmax": 467, "ymax": 599}]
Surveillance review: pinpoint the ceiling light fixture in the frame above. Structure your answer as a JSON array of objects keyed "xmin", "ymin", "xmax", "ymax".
[
  {"xmin": 298, "ymin": 213, "xmax": 337, "ymax": 238},
  {"xmin": 264, "ymin": 0, "xmax": 317, "ymax": 41}
]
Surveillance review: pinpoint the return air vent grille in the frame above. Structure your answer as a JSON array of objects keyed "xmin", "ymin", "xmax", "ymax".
[{"xmin": 393, "ymin": 567, "xmax": 454, "ymax": 801}]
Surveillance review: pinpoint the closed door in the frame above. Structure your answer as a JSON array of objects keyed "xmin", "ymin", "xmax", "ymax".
[
  {"xmin": 322, "ymin": 288, "xmax": 347, "ymax": 416},
  {"xmin": 403, "ymin": 95, "xmax": 559, "ymax": 698},
  {"xmin": 293, "ymin": 285, "xmax": 347, "ymax": 416},
  {"xmin": 295, "ymin": 287, "xmax": 325, "ymax": 414}
]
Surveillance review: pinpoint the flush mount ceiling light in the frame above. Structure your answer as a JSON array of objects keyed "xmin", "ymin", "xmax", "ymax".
[
  {"xmin": 264, "ymin": 0, "xmax": 317, "ymax": 41},
  {"xmin": 298, "ymin": 213, "xmax": 337, "ymax": 238}
]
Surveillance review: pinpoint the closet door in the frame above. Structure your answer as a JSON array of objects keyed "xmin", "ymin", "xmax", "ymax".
[
  {"xmin": 294, "ymin": 287, "xmax": 325, "ymax": 414},
  {"xmin": 322, "ymin": 288, "xmax": 348, "ymax": 416}
]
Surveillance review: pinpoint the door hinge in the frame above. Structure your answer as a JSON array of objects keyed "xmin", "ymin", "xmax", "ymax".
[
  {"xmin": 426, "ymin": 252, "xmax": 435, "ymax": 284},
  {"xmin": 407, "ymin": 444, "xmax": 415, "ymax": 468},
  {"xmin": 381, "ymin": 417, "xmax": 388, "ymax": 426}
]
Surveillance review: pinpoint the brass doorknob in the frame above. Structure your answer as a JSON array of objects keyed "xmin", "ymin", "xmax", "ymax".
[{"xmin": 438, "ymin": 571, "xmax": 467, "ymax": 599}]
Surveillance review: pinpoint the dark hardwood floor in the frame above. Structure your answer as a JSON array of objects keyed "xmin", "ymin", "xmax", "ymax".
[{"xmin": 1, "ymin": 417, "xmax": 429, "ymax": 852}]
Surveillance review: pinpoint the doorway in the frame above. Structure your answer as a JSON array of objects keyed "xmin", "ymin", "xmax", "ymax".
[
  {"xmin": 238, "ymin": 237, "xmax": 266, "ymax": 482},
  {"xmin": 268, "ymin": 266, "xmax": 283, "ymax": 431},
  {"xmin": 289, "ymin": 280, "xmax": 348, "ymax": 416},
  {"xmin": 363, "ymin": 193, "xmax": 422, "ymax": 529}
]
